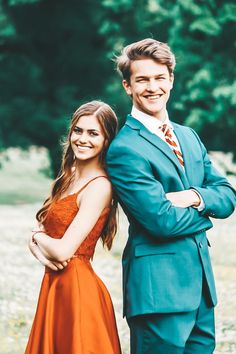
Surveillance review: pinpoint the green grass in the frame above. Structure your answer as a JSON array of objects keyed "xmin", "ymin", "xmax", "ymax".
[{"xmin": 0, "ymin": 147, "xmax": 52, "ymax": 204}]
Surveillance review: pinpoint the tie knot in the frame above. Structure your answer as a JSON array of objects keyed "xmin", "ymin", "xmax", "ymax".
[{"xmin": 160, "ymin": 124, "xmax": 170, "ymax": 136}]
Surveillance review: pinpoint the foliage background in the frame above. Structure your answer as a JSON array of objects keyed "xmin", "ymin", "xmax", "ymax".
[{"xmin": 0, "ymin": 0, "xmax": 236, "ymax": 175}]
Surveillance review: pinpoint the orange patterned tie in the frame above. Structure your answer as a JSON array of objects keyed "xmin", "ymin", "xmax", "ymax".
[{"xmin": 160, "ymin": 124, "xmax": 184, "ymax": 167}]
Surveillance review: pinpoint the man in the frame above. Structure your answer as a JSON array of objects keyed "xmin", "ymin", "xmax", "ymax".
[{"xmin": 106, "ymin": 38, "xmax": 236, "ymax": 354}]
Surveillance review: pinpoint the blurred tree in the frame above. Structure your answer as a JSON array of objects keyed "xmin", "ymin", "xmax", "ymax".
[
  {"xmin": 0, "ymin": 0, "xmax": 113, "ymax": 175},
  {"xmin": 168, "ymin": 0, "xmax": 236, "ymax": 159},
  {"xmin": 0, "ymin": 0, "xmax": 235, "ymax": 176}
]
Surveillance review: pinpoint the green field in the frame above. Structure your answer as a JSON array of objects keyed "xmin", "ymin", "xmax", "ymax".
[{"xmin": 0, "ymin": 147, "xmax": 52, "ymax": 205}]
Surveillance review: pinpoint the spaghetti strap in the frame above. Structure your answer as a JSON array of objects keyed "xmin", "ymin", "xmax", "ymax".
[{"xmin": 75, "ymin": 175, "xmax": 108, "ymax": 196}]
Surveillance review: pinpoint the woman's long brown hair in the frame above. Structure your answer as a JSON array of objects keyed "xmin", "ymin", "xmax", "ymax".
[{"xmin": 36, "ymin": 100, "xmax": 118, "ymax": 250}]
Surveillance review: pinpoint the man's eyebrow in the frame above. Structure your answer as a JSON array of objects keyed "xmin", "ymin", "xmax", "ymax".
[
  {"xmin": 135, "ymin": 73, "xmax": 167, "ymax": 79},
  {"xmin": 135, "ymin": 75, "xmax": 148, "ymax": 79}
]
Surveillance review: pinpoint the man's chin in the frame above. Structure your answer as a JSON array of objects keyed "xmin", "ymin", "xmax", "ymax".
[{"xmin": 143, "ymin": 106, "xmax": 162, "ymax": 116}]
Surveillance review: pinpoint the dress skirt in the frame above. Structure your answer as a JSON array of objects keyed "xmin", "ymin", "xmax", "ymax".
[{"xmin": 25, "ymin": 257, "xmax": 121, "ymax": 354}]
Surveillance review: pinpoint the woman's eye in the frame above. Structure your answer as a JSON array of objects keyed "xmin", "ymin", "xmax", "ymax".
[{"xmin": 90, "ymin": 132, "xmax": 98, "ymax": 136}]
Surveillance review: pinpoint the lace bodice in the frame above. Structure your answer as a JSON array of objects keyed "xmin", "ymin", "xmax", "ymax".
[{"xmin": 43, "ymin": 181, "xmax": 110, "ymax": 260}]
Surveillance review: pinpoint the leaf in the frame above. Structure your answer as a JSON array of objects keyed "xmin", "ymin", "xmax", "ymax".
[
  {"xmin": 219, "ymin": 3, "xmax": 236, "ymax": 24},
  {"xmin": 190, "ymin": 17, "xmax": 221, "ymax": 35}
]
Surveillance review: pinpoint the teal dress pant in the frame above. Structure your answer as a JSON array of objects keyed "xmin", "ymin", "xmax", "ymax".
[{"xmin": 127, "ymin": 281, "xmax": 215, "ymax": 354}]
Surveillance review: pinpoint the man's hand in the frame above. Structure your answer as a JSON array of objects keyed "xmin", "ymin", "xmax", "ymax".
[
  {"xmin": 166, "ymin": 190, "xmax": 201, "ymax": 208},
  {"xmin": 28, "ymin": 239, "xmax": 70, "ymax": 271}
]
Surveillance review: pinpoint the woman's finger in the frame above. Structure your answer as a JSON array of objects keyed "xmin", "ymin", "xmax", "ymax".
[{"xmin": 52, "ymin": 261, "xmax": 65, "ymax": 270}]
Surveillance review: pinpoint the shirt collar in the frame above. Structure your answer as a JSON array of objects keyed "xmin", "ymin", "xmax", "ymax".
[{"xmin": 131, "ymin": 105, "xmax": 174, "ymax": 131}]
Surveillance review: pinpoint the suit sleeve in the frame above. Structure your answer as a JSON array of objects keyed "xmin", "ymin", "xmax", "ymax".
[
  {"xmin": 106, "ymin": 144, "xmax": 213, "ymax": 239},
  {"xmin": 189, "ymin": 129, "xmax": 236, "ymax": 219}
]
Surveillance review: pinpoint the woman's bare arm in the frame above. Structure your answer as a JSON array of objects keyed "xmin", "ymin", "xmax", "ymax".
[{"xmin": 28, "ymin": 238, "xmax": 69, "ymax": 271}]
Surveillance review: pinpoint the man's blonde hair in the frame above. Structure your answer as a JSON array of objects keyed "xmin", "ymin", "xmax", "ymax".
[{"xmin": 115, "ymin": 38, "xmax": 176, "ymax": 81}]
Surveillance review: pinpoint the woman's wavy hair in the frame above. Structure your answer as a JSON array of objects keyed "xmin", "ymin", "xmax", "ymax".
[{"xmin": 36, "ymin": 100, "xmax": 118, "ymax": 250}]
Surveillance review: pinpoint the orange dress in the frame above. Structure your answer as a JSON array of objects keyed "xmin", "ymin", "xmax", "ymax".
[{"xmin": 25, "ymin": 180, "xmax": 121, "ymax": 354}]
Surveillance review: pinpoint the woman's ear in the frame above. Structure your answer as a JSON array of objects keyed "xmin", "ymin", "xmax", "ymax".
[{"xmin": 104, "ymin": 139, "xmax": 109, "ymax": 147}]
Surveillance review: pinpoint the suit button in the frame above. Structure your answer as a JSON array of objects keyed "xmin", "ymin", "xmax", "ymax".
[{"xmin": 199, "ymin": 242, "xmax": 203, "ymax": 248}]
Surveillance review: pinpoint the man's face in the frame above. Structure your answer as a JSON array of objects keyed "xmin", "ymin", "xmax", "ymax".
[{"xmin": 122, "ymin": 59, "xmax": 174, "ymax": 120}]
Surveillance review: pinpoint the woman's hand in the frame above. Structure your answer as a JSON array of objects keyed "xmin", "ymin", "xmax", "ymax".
[{"xmin": 28, "ymin": 237, "xmax": 70, "ymax": 271}]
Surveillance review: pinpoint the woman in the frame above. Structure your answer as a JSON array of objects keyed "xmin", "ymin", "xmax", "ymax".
[{"xmin": 25, "ymin": 100, "xmax": 121, "ymax": 354}]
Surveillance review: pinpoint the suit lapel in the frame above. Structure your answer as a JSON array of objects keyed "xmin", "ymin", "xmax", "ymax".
[{"xmin": 126, "ymin": 116, "xmax": 190, "ymax": 188}]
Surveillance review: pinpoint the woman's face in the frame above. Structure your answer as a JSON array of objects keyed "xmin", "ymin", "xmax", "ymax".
[{"xmin": 70, "ymin": 114, "xmax": 106, "ymax": 162}]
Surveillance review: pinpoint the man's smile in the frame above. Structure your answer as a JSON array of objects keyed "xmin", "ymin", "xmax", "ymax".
[{"xmin": 144, "ymin": 94, "xmax": 163, "ymax": 100}]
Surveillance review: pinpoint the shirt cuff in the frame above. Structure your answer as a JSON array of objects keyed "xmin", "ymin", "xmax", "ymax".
[{"xmin": 191, "ymin": 189, "xmax": 205, "ymax": 211}]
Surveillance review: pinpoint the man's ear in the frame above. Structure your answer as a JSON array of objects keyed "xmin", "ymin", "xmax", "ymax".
[
  {"xmin": 170, "ymin": 74, "xmax": 174, "ymax": 89},
  {"xmin": 122, "ymin": 80, "xmax": 132, "ymax": 96}
]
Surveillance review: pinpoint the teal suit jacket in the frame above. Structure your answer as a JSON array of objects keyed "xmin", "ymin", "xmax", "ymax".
[{"xmin": 106, "ymin": 115, "xmax": 236, "ymax": 319}]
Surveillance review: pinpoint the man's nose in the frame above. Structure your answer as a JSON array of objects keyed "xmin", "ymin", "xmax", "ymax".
[{"xmin": 147, "ymin": 79, "xmax": 159, "ymax": 92}]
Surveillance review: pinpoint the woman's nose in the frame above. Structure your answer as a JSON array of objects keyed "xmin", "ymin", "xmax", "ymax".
[{"xmin": 78, "ymin": 133, "xmax": 87, "ymax": 143}]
